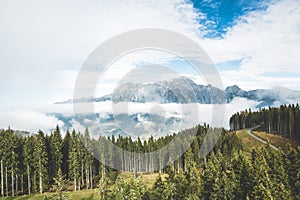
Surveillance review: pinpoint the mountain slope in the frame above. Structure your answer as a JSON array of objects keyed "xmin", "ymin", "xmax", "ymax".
[{"xmin": 56, "ymin": 77, "xmax": 300, "ymax": 107}]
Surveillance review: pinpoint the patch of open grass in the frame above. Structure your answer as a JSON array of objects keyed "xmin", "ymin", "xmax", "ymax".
[
  {"xmin": 118, "ymin": 172, "xmax": 167, "ymax": 188},
  {"xmin": 1, "ymin": 172, "xmax": 169, "ymax": 200},
  {"xmin": 252, "ymin": 131, "xmax": 298, "ymax": 150},
  {"xmin": 0, "ymin": 189, "xmax": 99, "ymax": 200},
  {"xmin": 236, "ymin": 129, "xmax": 267, "ymax": 155},
  {"xmin": 139, "ymin": 173, "xmax": 168, "ymax": 188}
]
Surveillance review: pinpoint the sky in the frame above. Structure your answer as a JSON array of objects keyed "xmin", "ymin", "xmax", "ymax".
[{"xmin": 0, "ymin": 0, "xmax": 299, "ymax": 132}]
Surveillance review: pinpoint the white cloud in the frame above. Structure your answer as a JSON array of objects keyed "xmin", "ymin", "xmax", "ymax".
[
  {"xmin": 203, "ymin": 0, "xmax": 300, "ymax": 67},
  {"xmin": 0, "ymin": 97, "xmax": 268, "ymax": 135},
  {"xmin": 201, "ymin": 0, "xmax": 300, "ymax": 89},
  {"xmin": 0, "ymin": 0, "xmax": 201, "ymax": 84},
  {"xmin": 0, "ymin": 0, "xmax": 204, "ymax": 105},
  {"xmin": 48, "ymin": 99, "xmax": 259, "ymax": 129},
  {"xmin": 49, "ymin": 0, "xmax": 300, "ymax": 95},
  {"xmin": 0, "ymin": 108, "xmax": 64, "ymax": 133},
  {"xmin": 1, "ymin": 0, "xmax": 299, "ymax": 105},
  {"xmin": 220, "ymin": 70, "xmax": 300, "ymax": 91},
  {"xmin": 1, "ymin": 0, "xmax": 300, "ymax": 133}
]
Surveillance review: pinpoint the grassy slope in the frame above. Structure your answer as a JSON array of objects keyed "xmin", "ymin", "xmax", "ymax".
[
  {"xmin": 236, "ymin": 129, "xmax": 268, "ymax": 156},
  {"xmin": 118, "ymin": 172, "xmax": 165, "ymax": 188},
  {"xmin": 0, "ymin": 189, "xmax": 99, "ymax": 200},
  {"xmin": 236, "ymin": 129, "xmax": 298, "ymax": 156},
  {"xmin": 252, "ymin": 131, "xmax": 298, "ymax": 149},
  {"xmin": 138, "ymin": 173, "xmax": 167, "ymax": 189}
]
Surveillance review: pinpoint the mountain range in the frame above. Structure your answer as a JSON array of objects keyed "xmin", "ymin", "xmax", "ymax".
[
  {"xmin": 56, "ymin": 77, "xmax": 300, "ymax": 107},
  {"xmin": 50, "ymin": 77, "xmax": 300, "ymax": 138}
]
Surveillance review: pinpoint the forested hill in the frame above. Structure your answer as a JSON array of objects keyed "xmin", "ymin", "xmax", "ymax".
[
  {"xmin": 1, "ymin": 124, "xmax": 300, "ymax": 199},
  {"xmin": 230, "ymin": 104, "xmax": 300, "ymax": 144}
]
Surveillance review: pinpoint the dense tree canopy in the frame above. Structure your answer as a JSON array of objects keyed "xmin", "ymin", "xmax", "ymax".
[
  {"xmin": 230, "ymin": 104, "xmax": 300, "ymax": 143},
  {"xmin": 0, "ymin": 121, "xmax": 299, "ymax": 199}
]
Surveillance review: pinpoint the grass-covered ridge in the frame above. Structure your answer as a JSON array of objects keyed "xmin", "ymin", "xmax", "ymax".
[
  {"xmin": 252, "ymin": 131, "xmax": 299, "ymax": 149},
  {"xmin": 235, "ymin": 129, "xmax": 267, "ymax": 154}
]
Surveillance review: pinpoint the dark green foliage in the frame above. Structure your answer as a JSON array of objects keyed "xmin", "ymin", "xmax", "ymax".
[
  {"xmin": 52, "ymin": 168, "xmax": 69, "ymax": 200},
  {"xmin": 108, "ymin": 176, "xmax": 146, "ymax": 200},
  {"xmin": 61, "ymin": 130, "xmax": 71, "ymax": 180},
  {"xmin": 0, "ymin": 120, "xmax": 299, "ymax": 199},
  {"xmin": 230, "ymin": 104, "xmax": 300, "ymax": 143},
  {"xmin": 49, "ymin": 125, "xmax": 63, "ymax": 182},
  {"xmin": 233, "ymin": 153, "xmax": 253, "ymax": 199},
  {"xmin": 33, "ymin": 130, "xmax": 48, "ymax": 194},
  {"xmin": 150, "ymin": 174, "xmax": 165, "ymax": 199},
  {"xmin": 284, "ymin": 146, "xmax": 300, "ymax": 198},
  {"xmin": 68, "ymin": 130, "xmax": 81, "ymax": 191},
  {"xmin": 186, "ymin": 162, "xmax": 202, "ymax": 199}
]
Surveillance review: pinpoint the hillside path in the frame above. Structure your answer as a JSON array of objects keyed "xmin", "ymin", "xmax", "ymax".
[{"xmin": 247, "ymin": 126, "xmax": 279, "ymax": 151}]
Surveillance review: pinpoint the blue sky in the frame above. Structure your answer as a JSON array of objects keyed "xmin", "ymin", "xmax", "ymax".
[
  {"xmin": 0, "ymin": 0, "xmax": 299, "ymax": 132},
  {"xmin": 192, "ymin": 0, "xmax": 269, "ymax": 38}
]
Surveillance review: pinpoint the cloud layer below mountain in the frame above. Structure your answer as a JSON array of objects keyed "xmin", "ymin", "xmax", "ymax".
[{"xmin": 0, "ymin": 98, "xmax": 259, "ymax": 137}]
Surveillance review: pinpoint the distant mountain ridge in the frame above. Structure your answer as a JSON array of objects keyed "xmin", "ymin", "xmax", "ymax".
[{"xmin": 56, "ymin": 77, "xmax": 300, "ymax": 108}]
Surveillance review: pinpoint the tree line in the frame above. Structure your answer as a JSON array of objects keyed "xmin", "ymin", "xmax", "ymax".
[
  {"xmin": 230, "ymin": 104, "xmax": 300, "ymax": 144},
  {"xmin": 0, "ymin": 126, "xmax": 95, "ymax": 197},
  {"xmin": 0, "ymin": 124, "xmax": 218, "ymax": 197},
  {"xmin": 99, "ymin": 134, "xmax": 300, "ymax": 199},
  {"xmin": 0, "ymin": 123, "xmax": 299, "ymax": 199}
]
